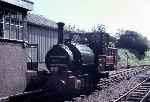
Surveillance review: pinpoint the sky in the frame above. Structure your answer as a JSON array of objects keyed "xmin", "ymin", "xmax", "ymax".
[{"xmin": 31, "ymin": 0, "xmax": 150, "ymax": 39}]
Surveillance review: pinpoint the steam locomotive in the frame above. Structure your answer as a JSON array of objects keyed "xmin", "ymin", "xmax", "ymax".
[
  {"xmin": 43, "ymin": 22, "xmax": 117, "ymax": 98},
  {"xmin": 0, "ymin": 0, "xmax": 118, "ymax": 101},
  {"xmin": 0, "ymin": 21, "xmax": 117, "ymax": 101}
]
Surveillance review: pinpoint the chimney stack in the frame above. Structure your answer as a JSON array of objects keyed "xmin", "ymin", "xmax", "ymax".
[{"xmin": 57, "ymin": 22, "xmax": 65, "ymax": 44}]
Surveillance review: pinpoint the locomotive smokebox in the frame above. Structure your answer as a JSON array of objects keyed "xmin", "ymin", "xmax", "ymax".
[{"xmin": 57, "ymin": 22, "xmax": 65, "ymax": 44}]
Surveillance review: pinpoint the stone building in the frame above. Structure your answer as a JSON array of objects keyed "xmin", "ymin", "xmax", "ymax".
[{"xmin": 0, "ymin": 0, "xmax": 34, "ymax": 97}]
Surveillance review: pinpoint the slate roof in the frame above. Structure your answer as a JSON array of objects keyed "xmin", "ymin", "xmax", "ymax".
[{"xmin": 27, "ymin": 13, "xmax": 58, "ymax": 29}]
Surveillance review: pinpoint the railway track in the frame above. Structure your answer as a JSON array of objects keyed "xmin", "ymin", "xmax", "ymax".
[
  {"xmin": 97, "ymin": 65, "xmax": 150, "ymax": 89},
  {"xmin": 72, "ymin": 65, "xmax": 150, "ymax": 102},
  {"xmin": 0, "ymin": 89, "xmax": 45, "ymax": 102},
  {"xmin": 0, "ymin": 89, "xmax": 67, "ymax": 102},
  {"xmin": 0, "ymin": 65, "xmax": 150, "ymax": 102},
  {"xmin": 113, "ymin": 77, "xmax": 150, "ymax": 102}
]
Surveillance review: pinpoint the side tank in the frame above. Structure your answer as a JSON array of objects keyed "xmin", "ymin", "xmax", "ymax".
[{"xmin": 45, "ymin": 43, "xmax": 95, "ymax": 73}]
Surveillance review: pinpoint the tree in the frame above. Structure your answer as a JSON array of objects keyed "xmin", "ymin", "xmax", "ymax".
[
  {"xmin": 96, "ymin": 24, "xmax": 106, "ymax": 33},
  {"xmin": 116, "ymin": 30, "xmax": 149, "ymax": 59}
]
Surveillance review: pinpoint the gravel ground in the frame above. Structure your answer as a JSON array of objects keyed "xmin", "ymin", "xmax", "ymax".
[{"xmin": 74, "ymin": 70, "xmax": 150, "ymax": 102}]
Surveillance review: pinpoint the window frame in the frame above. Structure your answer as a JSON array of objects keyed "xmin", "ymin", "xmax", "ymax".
[{"xmin": 0, "ymin": 7, "xmax": 27, "ymax": 41}]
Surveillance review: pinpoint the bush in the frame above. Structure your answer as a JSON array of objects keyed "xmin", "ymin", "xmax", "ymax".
[{"xmin": 116, "ymin": 30, "xmax": 149, "ymax": 59}]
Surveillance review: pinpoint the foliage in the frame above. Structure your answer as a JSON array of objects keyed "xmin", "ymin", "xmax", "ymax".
[
  {"xmin": 67, "ymin": 24, "xmax": 85, "ymax": 33},
  {"xmin": 96, "ymin": 24, "xmax": 106, "ymax": 33},
  {"xmin": 116, "ymin": 30, "xmax": 149, "ymax": 59},
  {"xmin": 118, "ymin": 49, "xmax": 150, "ymax": 66}
]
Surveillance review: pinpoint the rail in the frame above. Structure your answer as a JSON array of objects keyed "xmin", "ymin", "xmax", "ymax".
[
  {"xmin": 73, "ymin": 65, "xmax": 150, "ymax": 102},
  {"xmin": 110, "ymin": 65, "xmax": 150, "ymax": 76},
  {"xmin": 0, "ymin": 65, "xmax": 150, "ymax": 102},
  {"xmin": 97, "ymin": 65, "xmax": 150, "ymax": 90},
  {"xmin": 140, "ymin": 89, "xmax": 150, "ymax": 102},
  {"xmin": 109, "ymin": 65, "xmax": 150, "ymax": 80},
  {"xmin": 113, "ymin": 77, "xmax": 150, "ymax": 102},
  {"xmin": 0, "ymin": 89, "xmax": 43, "ymax": 102}
]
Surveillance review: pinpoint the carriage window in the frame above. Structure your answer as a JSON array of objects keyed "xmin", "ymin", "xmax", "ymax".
[{"xmin": 0, "ymin": 7, "xmax": 27, "ymax": 41}]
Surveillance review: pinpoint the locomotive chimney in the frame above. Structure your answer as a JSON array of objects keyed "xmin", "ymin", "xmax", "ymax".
[{"xmin": 57, "ymin": 22, "xmax": 65, "ymax": 44}]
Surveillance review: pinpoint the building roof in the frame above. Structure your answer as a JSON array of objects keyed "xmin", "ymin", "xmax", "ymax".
[
  {"xmin": 27, "ymin": 13, "xmax": 58, "ymax": 29},
  {"xmin": 27, "ymin": 13, "xmax": 81, "ymax": 32},
  {"xmin": 1, "ymin": 0, "xmax": 34, "ymax": 10}
]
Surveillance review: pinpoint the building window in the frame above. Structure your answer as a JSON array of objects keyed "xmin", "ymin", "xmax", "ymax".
[
  {"xmin": 0, "ymin": 7, "xmax": 27, "ymax": 41},
  {"xmin": 0, "ymin": 8, "xmax": 4, "ymax": 37}
]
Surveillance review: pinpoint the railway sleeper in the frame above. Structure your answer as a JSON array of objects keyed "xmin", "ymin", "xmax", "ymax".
[
  {"xmin": 127, "ymin": 97, "xmax": 143, "ymax": 101},
  {"xmin": 139, "ymin": 86, "xmax": 150, "ymax": 89},
  {"xmin": 146, "ymin": 97, "xmax": 150, "ymax": 101},
  {"xmin": 135, "ymin": 89, "xmax": 148, "ymax": 92},
  {"xmin": 132, "ymin": 92, "xmax": 146, "ymax": 95},
  {"xmin": 129, "ymin": 94, "xmax": 145, "ymax": 98},
  {"xmin": 138, "ymin": 88, "xmax": 150, "ymax": 90},
  {"xmin": 142, "ymin": 82, "xmax": 150, "ymax": 86}
]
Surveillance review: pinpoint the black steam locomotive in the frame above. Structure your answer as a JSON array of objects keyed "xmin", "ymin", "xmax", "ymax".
[
  {"xmin": 0, "ymin": 0, "xmax": 117, "ymax": 100},
  {"xmin": 43, "ymin": 22, "xmax": 117, "ymax": 97}
]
